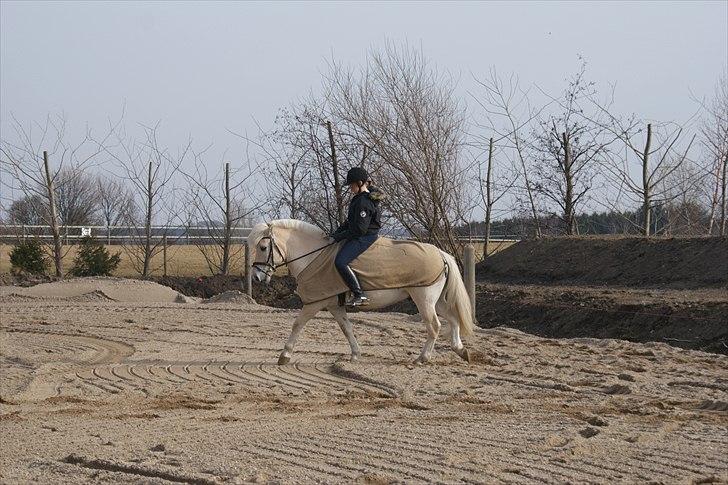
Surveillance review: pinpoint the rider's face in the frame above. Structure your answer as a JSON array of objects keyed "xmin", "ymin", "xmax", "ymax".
[{"xmin": 349, "ymin": 182, "xmax": 360, "ymax": 194}]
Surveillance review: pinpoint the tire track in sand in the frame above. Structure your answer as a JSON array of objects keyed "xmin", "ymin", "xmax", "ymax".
[{"xmin": 57, "ymin": 361, "xmax": 398, "ymax": 397}]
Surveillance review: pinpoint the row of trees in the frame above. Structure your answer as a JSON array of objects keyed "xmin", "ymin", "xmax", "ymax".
[
  {"xmin": 2, "ymin": 43, "xmax": 726, "ymax": 276},
  {"xmin": 254, "ymin": 46, "xmax": 726, "ymax": 261},
  {"xmin": 1, "ymin": 119, "xmax": 258, "ymax": 277}
]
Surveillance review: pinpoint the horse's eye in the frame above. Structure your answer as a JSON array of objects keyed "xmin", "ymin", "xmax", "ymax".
[{"xmin": 260, "ymin": 245, "xmax": 266, "ymax": 251}]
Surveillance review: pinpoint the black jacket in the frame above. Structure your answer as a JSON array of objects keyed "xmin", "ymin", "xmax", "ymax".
[{"xmin": 331, "ymin": 189, "xmax": 384, "ymax": 241}]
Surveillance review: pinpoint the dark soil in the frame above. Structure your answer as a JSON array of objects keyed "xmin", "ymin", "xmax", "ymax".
[
  {"xmin": 0, "ymin": 271, "xmax": 59, "ymax": 287},
  {"xmin": 475, "ymin": 283, "xmax": 728, "ymax": 355},
  {"xmin": 476, "ymin": 236, "xmax": 728, "ymax": 288},
  {"xmin": 156, "ymin": 274, "xmax": 302, "ymax": 309},
  {"xmin": 472, "ymin": 236, "xmax": 727, "ymax": 354}
]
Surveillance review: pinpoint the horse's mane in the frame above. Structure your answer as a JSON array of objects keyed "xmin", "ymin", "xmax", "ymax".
[{"xmin": 247, "ymin": 219, "xmax": 324, "ymax": 247}]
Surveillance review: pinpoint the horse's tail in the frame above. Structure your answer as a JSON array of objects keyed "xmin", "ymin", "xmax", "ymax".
[{"xmin": 440, "ymin": 251, "xmax": 475, "ymax": 337}]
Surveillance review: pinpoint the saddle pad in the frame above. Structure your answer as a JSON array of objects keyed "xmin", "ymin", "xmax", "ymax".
[{"xmin": 296, "ymin": 237, "xmax": 445, "ymax": 304}]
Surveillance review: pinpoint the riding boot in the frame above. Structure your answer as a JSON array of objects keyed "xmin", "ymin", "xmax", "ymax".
[{"xmin": 341, "ymin": 265, "xmax": 369, "ymax": 306}]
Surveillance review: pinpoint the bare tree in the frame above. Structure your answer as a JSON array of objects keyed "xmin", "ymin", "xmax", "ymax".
[
  {"xmin": 55, "ymin": 167, "xmax": 99, "ymax": 226},
  {"xmin": 595, "ymin": 116, "xmax": 697, "ymax": 236},
  {"xmin": 326, "ymin": 43, "xmax": 469, "ymax": 258},
  {"xmin": 96, "ymin": 174, "xmax": 135, "ymax": 243},
  {"xmin": 0, "ymin": 114, "xmax": 113, "ymax": 276},
  {"xmin": 473, "ymin": 68, "xmax": 544, "ymax": 237},
  {"xmin": 531, "ymin": 64, "xmax": 611, "ymax": 234},
  {"xmin": 661, "ymin": 162, "xmax": 711, "ymax": 235},
  {"xmin": 7, "ymin": 194, "xmax": 46, "ymax": 226},
  {"xmin": 250, "ymin": 110, "xmax": 309, "ymax": 220},
  {"xmin": 103, "ymin": 123, "xmax": 187, "ymax": 277},
  {"xmin": 479, "ymin": 137, "xmax": 517, "ymax": 258},
  {"xmin": 699, "ymin": 70, "xmax": 728, "ymax": 235},
  {"xmin": 249, "ymin": 101, "xmax": 365, "ymax": 232},
  {"xmin": 181, "ymin": 155, "xmax": 259, "ymax": 275}
]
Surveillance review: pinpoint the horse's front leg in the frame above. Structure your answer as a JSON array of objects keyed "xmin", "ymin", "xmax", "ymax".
[
  {"xmin": 328, "ymin": 302, "xmax": 361, "ymax": 362},
  {"xmin": 278, "ymin": 303, "xmax": 322, "ymax": 365}
]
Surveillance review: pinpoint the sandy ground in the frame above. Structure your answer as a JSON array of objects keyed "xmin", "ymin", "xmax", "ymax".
[{"xmin": 1, "ymin": 279, "xmax": 726, "ymax": 484}]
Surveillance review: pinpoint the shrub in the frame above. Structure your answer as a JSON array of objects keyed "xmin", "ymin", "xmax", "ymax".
[
  {"xmin": 70, "ymin": 237, "xmax": 121, "ymax": 277},
  {"xmin": 10, "ymin": 239, "xmax": 49, "ymax": 274}
]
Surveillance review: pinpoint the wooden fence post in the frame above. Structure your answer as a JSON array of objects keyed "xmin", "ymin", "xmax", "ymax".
[
  {"xmin": 162, "ymin": 235, "xmax": 168, "ymax": 277},
  {"xmin": 244, "ymin": 241, "xmax": 252, "ymax": 298},
  {"xmin": 463, "ymin": 244, "xmax": 476, "ymax": 315}
]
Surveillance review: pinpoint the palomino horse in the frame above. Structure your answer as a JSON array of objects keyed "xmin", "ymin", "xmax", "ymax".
[{"xmin": 248, "ymin": 219, "xmax": 474, "ymax": 365}]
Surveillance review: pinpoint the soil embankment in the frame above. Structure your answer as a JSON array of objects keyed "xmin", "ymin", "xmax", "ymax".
[
  {"xmin": 475, "ymin": 236, "xmax": 727, "ymax": 288},
  {"xmin": 475, "ymin": 236, "xmax": 728, "ymax": 354}
]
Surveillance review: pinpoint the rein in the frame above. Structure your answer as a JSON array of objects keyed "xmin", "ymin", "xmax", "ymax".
[{"xmin": 251, "ymin": 226, "xmax": 338, "ymax": 277}]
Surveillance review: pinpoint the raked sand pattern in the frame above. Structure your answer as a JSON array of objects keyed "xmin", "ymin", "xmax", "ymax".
[{"xmin": 1, "ymin": 279, "xmax": 726, "ymax": 484}]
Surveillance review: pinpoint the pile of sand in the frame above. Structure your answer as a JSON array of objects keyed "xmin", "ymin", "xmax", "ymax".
[
  {"xmin": 204, "ymin": 290, "xmax": 256, "ymax": 305},
  {"xmin": 0, "ymin": 277, "xmax": 188, "ymax": 303}
]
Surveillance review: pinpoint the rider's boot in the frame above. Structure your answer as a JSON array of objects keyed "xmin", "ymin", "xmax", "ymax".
[{"xmin": 342, "ymin": 265, "xmax": 369, "ymax": 307}]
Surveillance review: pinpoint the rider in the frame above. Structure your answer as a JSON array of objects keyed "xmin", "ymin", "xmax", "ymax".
[{"xmin": 330, "ymin": 167, "xmax": 383, "ymax": 306}]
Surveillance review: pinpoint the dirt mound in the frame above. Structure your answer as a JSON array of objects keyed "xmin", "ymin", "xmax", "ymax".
[
  {"xmin": 0, "ymin": 277, "xmax": 185, "ymax": 303},
  {"xmin": 475, "ymin": 284, "xmax": 728, "ymax": 354},
  {"xmin": 204, "ymin": 290, "xmax": 256, "ymax": 305},
  {"xmin": 476, "ymin": 236, "xmax": 728, "ymax": 288},
  {"xmin": 0, "ymin": 271, "xmax": 58, "ymax": 287},
  {"xmin": 158, "ymin": 274, "xmax": 302, "ymax": 308}
]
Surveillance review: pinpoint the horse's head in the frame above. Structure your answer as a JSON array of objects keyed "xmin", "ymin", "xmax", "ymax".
[
  {"xmin": 249, "ymin": 222, "xmax": 283, "ymax": 284},
  {"xmin": 249, "ymin": 219, "xmax": 331, "ymax": 284}
]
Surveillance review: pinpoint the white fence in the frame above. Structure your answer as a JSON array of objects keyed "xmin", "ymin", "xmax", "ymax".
[{"xmin": 0, "ymin": 224, "xmax": 520, "ymax": 245}]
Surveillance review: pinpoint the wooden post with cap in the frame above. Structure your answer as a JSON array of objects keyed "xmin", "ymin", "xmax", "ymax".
[
  {"xmin": 162, "ymin": 235, "xmax": 168, "ymax": 277},
  {"xmin": 244, "ymin": 241, "xmax": 252, "ymax": 298},
  {"xmin": 463, "ymin": 244, "xmax": 476, "ymax": 315}
]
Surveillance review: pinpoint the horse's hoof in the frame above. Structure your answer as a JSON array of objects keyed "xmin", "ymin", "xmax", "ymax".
[
  {"xmin": 350, "ymin": 354, "xmax": 360, "ymax": 363},
  {"xmin": 460, "ymin": 348, "xmax": 472, "ymax": 364},
  {"xmin": 414, "ymin": 356, "xmax": 427, "ymax": 365},
  {"xmin": 277, "ymin": 354, "xmax": 291, "ymax": 365}
]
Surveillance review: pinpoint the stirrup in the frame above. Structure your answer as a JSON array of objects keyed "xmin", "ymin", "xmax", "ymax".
[{"xmin": 346, "ymin": 294, "xmax": 370, "ymax": 307}]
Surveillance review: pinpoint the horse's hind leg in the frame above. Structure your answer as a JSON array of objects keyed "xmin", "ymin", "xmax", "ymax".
[
  {"xmin": 409, "ymin": 287, "xmax": 443, "ymax": 364},
  {"xmin": 328, "ymin": 304, "xmax": 361, "ymax": 362},
  {"xmin": 437, "ymin": 303, "xmax": 471, "ymax": 363},
  {"xmin": 278, "ymin": 302, "xmax": 323, "ymax": 365}
]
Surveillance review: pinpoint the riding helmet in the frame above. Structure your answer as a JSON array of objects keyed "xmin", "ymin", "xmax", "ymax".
[{"xmin": 345, "ymin": 167, "xmax": 369, "ymax": 185}]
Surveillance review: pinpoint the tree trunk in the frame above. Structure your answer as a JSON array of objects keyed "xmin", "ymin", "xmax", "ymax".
[
  {"xmin": 642, "ymin": 124, "xmax": 653, "ymax": 237},
  {"xmin": 707, "ymin": 156, "xmax": 722, "ymax": 235},
  {"xmin": 289, "ymin": 168, "xmax": 298, "ymax": 219},
  {"xmin": 221, "ymin": 161, "xmax": 231, "ymax": 275},
  {"xmin": 721, "ymin": 152, "xmax": 727, "ymax": 236},
  {"xmin": 514, "ymin": 134, "xmax": 540, "ymax": 238},
  {"xmin": 43, "ymin": 151, "xmax": 63, "ymax": 277},
  {"xmin": 562, "ymin": 132, "xmax": 575, "ymax": 235},
  {"xmin": 483, "ymin": 137, "xmax": 494, "ymax": 258},
  {"xmin": 143, "ymin": 161, "xmax": 153, "ymax": 277},
  {"xmin": 327, "ymin": 121, "xmax": 344, "ymax": 225}
]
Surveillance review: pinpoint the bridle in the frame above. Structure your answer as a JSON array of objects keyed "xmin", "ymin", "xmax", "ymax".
[{"xmin": 251, "ymin": 225, "xmax": 337, "ymax": 278}]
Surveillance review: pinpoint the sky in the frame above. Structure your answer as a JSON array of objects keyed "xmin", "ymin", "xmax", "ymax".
[{"xmin": 1, "ymin": 0, "xmax": 727, "ymax": 214}]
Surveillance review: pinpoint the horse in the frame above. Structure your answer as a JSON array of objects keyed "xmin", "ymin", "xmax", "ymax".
[{"xmin": 248, "ymin": 219, "xmax": 475, "ymax": 365}]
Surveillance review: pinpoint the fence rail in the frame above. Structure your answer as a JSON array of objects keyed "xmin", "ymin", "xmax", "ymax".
[{"xmin": 0, "ymin": 224, "xmax": 520, "ymax": 245}]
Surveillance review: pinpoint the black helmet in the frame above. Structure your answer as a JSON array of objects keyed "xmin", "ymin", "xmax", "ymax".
[{"xmin": 345, "ymin": 167, "xmax": 369, "ymax": 185}]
